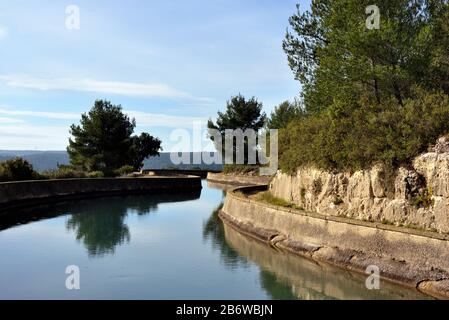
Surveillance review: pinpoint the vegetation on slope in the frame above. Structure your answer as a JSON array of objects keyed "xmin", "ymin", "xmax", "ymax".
[{"xmin": 278, "ymin": 0, "xmax": 449, "ymax": 173}]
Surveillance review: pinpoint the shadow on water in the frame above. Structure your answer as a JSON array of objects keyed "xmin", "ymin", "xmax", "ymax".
[
  {"xmin": 202, "ymin": 198, "xmax": 431, "ymax": 300},
  {"xmin": 0, "ymin": 190, "xmax": 201, "ymax": 257}
]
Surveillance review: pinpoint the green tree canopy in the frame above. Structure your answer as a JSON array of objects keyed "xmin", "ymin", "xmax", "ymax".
[
  {"xmin": 266, "ymin": 100, "xmax": 304, "ymax": 129},
  {"xmin": 279, "ymin": 1, "xmax": 449, "ymax": 173},
  {"xmin": 67, "ymin": 100, "xmax": 162, "ymax": 174},
  {"xmin": 283, "ymin": 0, "xmax": 449, "ymax": 113},
  {"xmin": 0, "ymin": 158, "xmax": 39, "ymax": 182},
  {"xmin": 208, "ymin": 95, "xmax": 266, "ymax": 165}
]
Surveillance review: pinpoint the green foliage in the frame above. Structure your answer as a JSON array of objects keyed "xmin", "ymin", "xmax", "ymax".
[
  {"xmin": 284, "ymin": 0, "xmax": 449, "ymax": 113},
  {"xmin": 333, "ymin": 195, "xmax": 344, "ymax": 206},
  {"xmin": 222, "ymin": 164, "xmax": 259, "ymax": 175},
  {"xmin": 114, "ymin": 165, "xmax": 135, "ymax": 177},
  {"xmin": 129, "ymin": 133, "xmax": 162, "ymax": 171},
  {"xmin": 300, "ymin": 188, "xmax": 306, "ymax": 203},
  {"xmin": 208, "ymin": 94, "xmax": 266, "ymax": 165},
  {"xmin": 256, "ymin": 191, "xmax": 302, "ymax": 210},
  {"xmin": 43, "ymin": 166, "xmax": 89, "ymax": 179},
  {"xmin": 68, "ymin": 100, "xmax": 161, "ymax": 174},
  {"xmin": 0, "ymin": 158, "xmax": 40, "ymax": 182},
  {"xmin": 280, "ymin": 1, "xmax": 449, "ymax": 173},
  {"xmin": 410, "ymin": 186, "xmax": 435, "ymax": 208},
  {"xmin": 266, "ymin": 100, "xmax": 304, "ymax": 129},
  {"xmin": 87, "ymin": 171, "xmax": 105, "ymax": 178},
  {"xmin": 280, "ymin": 89, "xmax": 449, "ymax": 172}
]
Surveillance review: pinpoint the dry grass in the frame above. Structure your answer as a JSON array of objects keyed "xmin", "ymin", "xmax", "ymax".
[{"xmin": 255, "ymin": 191, "xmax": 303, "ymax": 210}]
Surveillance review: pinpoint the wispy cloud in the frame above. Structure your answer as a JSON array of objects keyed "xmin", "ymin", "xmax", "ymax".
[
  {"xmin": 0, "ymin": 75, "xmax": 212, "ymax": 102},
  {"xmin": 0, "ymin": 117, "xmax": 24, "ymax": 124},
  {"xmin": 0, "ymin": 106, "xmax": 207, "ymax": 128},
  {"xmin": 0, "ymin": 124, "xmax": 69, "ymax": 150},
  {"xmin": 0, "ymin": 107, "xmax": 79, "ymax": 120},
  {"xmin": 127, "ymin": 110, "xmax": 207, "ymax": 128}
]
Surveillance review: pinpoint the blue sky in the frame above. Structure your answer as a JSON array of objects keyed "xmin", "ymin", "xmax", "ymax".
[{"xmin": 0, "ymin": 0, "xmax": 309, "ymax": 151}]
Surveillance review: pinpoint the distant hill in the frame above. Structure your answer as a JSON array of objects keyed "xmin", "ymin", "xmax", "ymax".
[{"xmin": 0, "ymin": 151, "xmax": 223, "ymax": 172}]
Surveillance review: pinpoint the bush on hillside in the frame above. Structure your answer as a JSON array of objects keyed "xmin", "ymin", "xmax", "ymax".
[
  {"xmin": 222, "ymin": 164, "xmax": 259, "ymax": 175},
  {"xmin": 114, "ymin": 165, "xmax": 135, "ymax": 177},
  {"xmin": 279, "ymin": 89, "xmax": 449, "ymax": 173},
  {"xmin": 0, "ymin": 158, "xmax": 40, "ymax": 182},
  {"xmin": 42, "ymin": 165, "xmax": 88, "ymax": 179}
]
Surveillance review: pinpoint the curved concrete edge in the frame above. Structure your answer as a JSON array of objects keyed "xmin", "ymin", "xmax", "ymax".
[
  {"xmin": 0, "ymin": 176, "xmax": 202, "ymax": 212},
  {"xmin": 206, "ymin": 172, "xmax": 273, "ymax": 186},
  {"xmin": 220, "ymin": 185, "xmax": 449, "ymax": 299}
]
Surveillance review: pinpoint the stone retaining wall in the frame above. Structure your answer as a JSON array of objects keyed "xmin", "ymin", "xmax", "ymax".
[{"xmin": 270, "ymin": 142, "xmax": 449, "ymax": 234}]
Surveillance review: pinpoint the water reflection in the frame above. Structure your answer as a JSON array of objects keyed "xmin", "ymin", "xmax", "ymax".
[
  {"xmin": 201, "ymin": 189, "xmax": 430, "ymax": 300},
  {"xmin": 203, "ymin": 202, "xmax": 249, "ymax": 269},
  {"xmin": 0, "ymin": 183, "xmax": 432, "ymax": 299},
  {"xmin": 66, "ymin": 198, "xmax": 132, "ymax": 257},
  {"xmin": 220, "ymin": 222, "xmax": 430, "ymax": 300},
  {"xmin": 1, "ymin": 190, "xmax": 201, "ymax": 257}
]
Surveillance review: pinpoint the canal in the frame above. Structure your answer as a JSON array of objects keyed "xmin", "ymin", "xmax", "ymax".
[{"xmin": 0, "ymin": 180, "xmax": 430, "ymax": 299}]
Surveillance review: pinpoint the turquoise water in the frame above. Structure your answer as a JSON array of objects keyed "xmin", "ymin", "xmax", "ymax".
[{"xmin": 0, "ymin": 181, "xmax": 430, "ymax": 300}]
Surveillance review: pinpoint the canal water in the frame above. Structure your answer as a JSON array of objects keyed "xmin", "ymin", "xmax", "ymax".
[{"xmin": 0, "ymin": 180, "xmax": 430, "ymax": 299}]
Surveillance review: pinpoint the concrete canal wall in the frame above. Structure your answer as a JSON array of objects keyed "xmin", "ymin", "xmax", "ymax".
[
  {"xmin": 207, "ymin": 172, "xmax": 272, "ymax": 186},
  {"xmin": 0, "ymin": 176, "xmax": 202, "ymax": 212},
  {"xmin": 221, "ymin": 185, "xmax": 449, "ymax": 299}
]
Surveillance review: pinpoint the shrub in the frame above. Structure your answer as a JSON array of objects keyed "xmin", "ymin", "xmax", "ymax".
[
  {"xmin": 114, "ymin": 165, "xmax": 135, "ymax": 176},
  {"xmin": 87, "ymin": 171, "xmax": 104, "ymax": 178},
  {"xmin": 333, "ymin": 195, "xmax": 344, "ymax": 206},
  {"xmin": 300, "ymin": 188, "xmax": 306, "ymax": 203},
  {"xmin": 42, "ymin": 167, "xmax": 88, "ymax": 179},
  {"xmin": 410, "ymin": 187, "xmax": 435, "ymax": 209},
  {"xmin": 0, "ymin": 158, "xmax": 40, "ymax": 182},
  {"xmin": 256, "ymin": 191, "xmax": 302, "ymax": 210},
  {"xmin": 279, "ymin": 89, "xmax": 449, "ymax": 173},
  {"xmin": 223, "ymin": 164, "xmax": 259, "ymax": 175}
]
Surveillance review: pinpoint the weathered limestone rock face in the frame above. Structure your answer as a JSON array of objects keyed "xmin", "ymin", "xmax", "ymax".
[{"xmin": 270, "ymin": 137, "xmax": 449, "ymax": 234}]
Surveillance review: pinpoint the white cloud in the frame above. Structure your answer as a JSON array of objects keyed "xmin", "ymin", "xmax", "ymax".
[
  {"xmin": 127, "ymin": 110, "xmax": 207, "ymax": 128},
  {"xmin": 0, "ymin": 117, "xmax": 24, "ymax": 124},
  {"xmin": 0, "ymin": 75, "xmax": 212, "ymax": 101},
  {"xmin": 0, "ymin": 125, "xmax": 69, "ymax": 150},
  {"xmin": 0, "ymin": 106, "xmax": 207, "ymax": 129},
  {"xmin": 0, "ymin": 107, "xmax": 79, "ymax": 120},
  {"xmin": 0, "ymin": 27, "xmax": 7, "ymax": 39}
]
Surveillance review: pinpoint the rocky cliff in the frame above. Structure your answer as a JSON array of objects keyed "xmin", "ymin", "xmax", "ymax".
[{"xmin": 270, "ymin": 137, "xmax": 449, "ymax": 234}]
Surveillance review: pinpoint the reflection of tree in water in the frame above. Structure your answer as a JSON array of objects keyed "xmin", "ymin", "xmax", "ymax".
[
  {"xmin": 66, "ymin": 191, "xmax": 200, "ymax": 257},
  {"xmin": 203, "ymin": 201, "xmax": 298, "ymax": 299},
  {"xmin": 66, "ymin": 196, "xmax": 159, "ymax": 257},
  {"xmin": 202, "ymin": 202, "xmax": 249, "ymax": 269},
  {"xmin": 259, "ymin": 271, "xmax": 297, "ymax": 300}
]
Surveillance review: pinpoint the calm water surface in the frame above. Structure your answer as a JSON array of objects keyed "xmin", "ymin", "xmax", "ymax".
[{"xmin": 0, "ymin": 180, "xmax": 430, "ymax": 299}]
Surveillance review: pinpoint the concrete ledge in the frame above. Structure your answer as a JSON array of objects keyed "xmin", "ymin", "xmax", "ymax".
[
  {"xmin": 207, "ymin": 172, "xmax": 272, "ymax": 186},
  {"xmin": 0, "ymin": 176, "xmax": 202, "ymax": 212},
  {"xmin": 142, "ymin": 169, "xmax": 221, "ymax": 178},
  {"xmin": 221, "ymin": 185, "xmax": 449, "ymax": 299}
]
